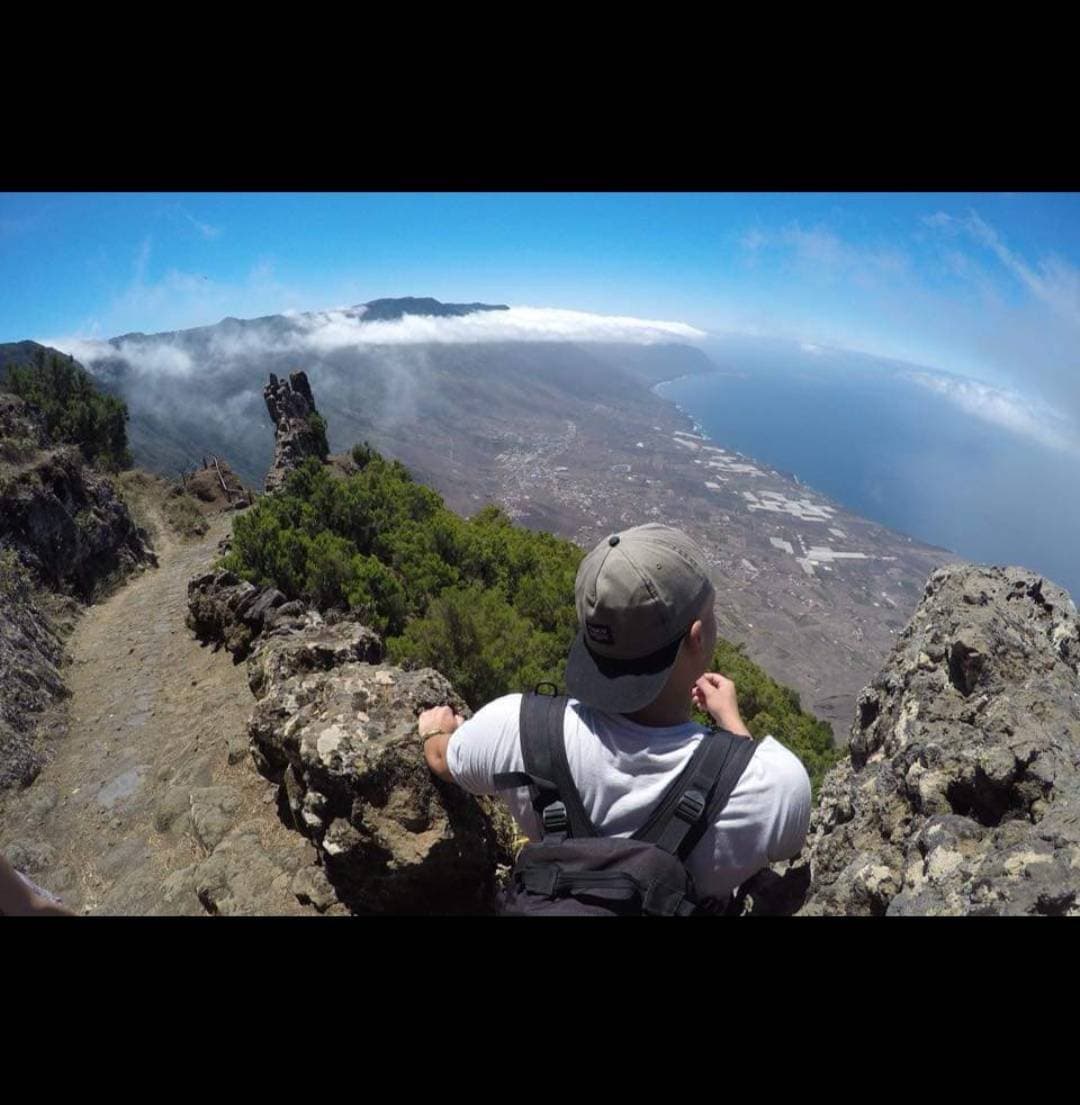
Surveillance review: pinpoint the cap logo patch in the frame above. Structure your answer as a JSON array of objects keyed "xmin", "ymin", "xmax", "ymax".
[{"xmin": 586, "ymin": 621, "xmax": 614, "ymax": 645}]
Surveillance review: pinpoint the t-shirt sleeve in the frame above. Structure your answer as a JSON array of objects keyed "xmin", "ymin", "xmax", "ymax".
[
  {"xmin": 762, "ymin": 737, "xmax": 813, "ymax": 862},
  {"xmin": 445, "ymin": 693, "xmax": 525, "ymax": 796}
]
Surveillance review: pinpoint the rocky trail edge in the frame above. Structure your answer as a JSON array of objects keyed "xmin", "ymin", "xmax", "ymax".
[{"xmin": 0, "ymin": 507, "xmax": 328, "ymax": 916}]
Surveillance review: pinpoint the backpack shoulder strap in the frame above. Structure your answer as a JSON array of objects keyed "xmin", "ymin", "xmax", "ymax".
[
  {"xmin": 678, "ymin": 733, "xmax": 759, "ymax": 860},
  {"xmin": 632, "ymin": 733, "xmax": 716, "ymax": 843},
  {"xmin": 633, "ymin": 729, "xmax": 759, "ymax": 860},
  {"xmin": 633, "ymin": 731, "xmax": 734, "ymax": 855},
  {"xmin": 514, "ymin": 691, "xmax": 598, "ymax": 841},
  {"xmin": 545, "ymin": 698, "xmax": 598, "ymax": 839}
]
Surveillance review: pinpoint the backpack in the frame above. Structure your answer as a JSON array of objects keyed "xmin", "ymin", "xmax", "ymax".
[{"xmin": 495, "ymin": 688, "xmax": 758, "ymax": 916}]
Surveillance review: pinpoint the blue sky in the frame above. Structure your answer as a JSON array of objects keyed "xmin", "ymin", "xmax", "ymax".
[{"xmin": 2, "ymin": 191, "xmax": 1079, "ymax": 427}]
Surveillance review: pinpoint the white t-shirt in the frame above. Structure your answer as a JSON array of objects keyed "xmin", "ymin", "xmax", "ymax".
[{"xmin": 447, "ymin": 693, "xmax": 812, "ymax": 902}]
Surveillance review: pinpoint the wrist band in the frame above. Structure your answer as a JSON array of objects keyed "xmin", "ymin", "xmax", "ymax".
[{"xmin": 420, "ymin": 729, "xmax": 449, "ymax": 740}]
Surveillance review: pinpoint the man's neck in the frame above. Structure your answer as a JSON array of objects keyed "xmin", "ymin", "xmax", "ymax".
[{"xmin": 624, "ymin": 695, "xmax": 693, "ymax": 728}]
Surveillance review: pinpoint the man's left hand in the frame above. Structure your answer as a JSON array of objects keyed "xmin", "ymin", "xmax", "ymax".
[
  {"xmin": 418, "ymin": 705, "xmax": 465, "ymax": 739},
  {"xmin": 418, "ymin": 705, "xmax": 465, "ymax": 783}
]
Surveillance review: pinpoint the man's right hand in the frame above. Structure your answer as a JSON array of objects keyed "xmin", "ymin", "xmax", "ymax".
[{"xmin": 692, "ymin": 673, "xmax": 752, "ymax": 738}]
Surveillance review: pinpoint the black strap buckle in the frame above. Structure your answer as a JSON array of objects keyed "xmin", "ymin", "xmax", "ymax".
[
  {"xmin": 519, "ymin": 866, "xmax": 560, "ymax": 897},
  {"xmin": 675, "ymin": 788, "xmax": 706, "ymax": 823},
  {"xmin": 541, "ymin": 801, "xmax": 569, "ymax": 834}
]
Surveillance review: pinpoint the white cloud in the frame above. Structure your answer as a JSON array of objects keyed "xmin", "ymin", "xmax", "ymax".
[
  {"xmin": 133, "ymin": 236, "xmax": 152, "ymax": 284},
  {"xmin": 181, "ymin": 210, "xmax": 222, "ymax": 240},
  {"xmin": 740, "ymin": 223, "xmax": 910, "ymax": 282},
  {"xmin": 44, "ymin": 335, "xmax": 195, "ymax": 378},
  {"xmin": 905, "ymin": 369, "xmax": 1080, "ymax": 457},
  {"xmin": 206, "ymin": 321, "xmax": 285, "ymax": 361},
  {"xmin": 42, "ymin": 337, "xmax": 112, "ymax": 365},
  {"xmin": 114, "ymin": 338, "xmax": 194, "ymax": 377},
  {"xmin": 288, "ymin": 305, "xmax": 706, "ymax": 352},
  {"xmin": 915, "ymin": 208, "xmax": 1080, "ymax": 424},
  {"xmin": 42, "ymin": 304, "xmax": 706, "ymax": 381},
  {"xmin": 964, "ymin": 213, "xmax": 1080, "ymax": 324},
  {"xmin": 58, "ymin": 255, "xmax": 307, "ymax": 340},
  {"xmin": 924, "ymin": 209, "xmax": 1080, "ymax": 325},
  {"xmin": 921, "ymin": 211, "xmax": 954, "ymax": 231},
  {"xmin": 735, "ymin": 209, "xmax": 1080, "ymax": 437}
]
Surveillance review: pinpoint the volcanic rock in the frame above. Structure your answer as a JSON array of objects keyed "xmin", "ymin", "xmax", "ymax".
[{"xmin": 738, "ymin": 564, "xmax": 1080, "ymax": 916}]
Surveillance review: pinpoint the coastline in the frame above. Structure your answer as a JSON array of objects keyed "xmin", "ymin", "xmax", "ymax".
[
  {"xmin": 651, "ymin": 375, "xmax": 854, "ymax": 524},
  {"xmin": 650, "ymin": 370, "xmax": 958, "ymax": 558}
]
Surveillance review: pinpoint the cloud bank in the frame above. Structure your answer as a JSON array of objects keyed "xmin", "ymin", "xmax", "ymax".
[
  {"xmin": 290, "ymin": 305, "xmax": 705, "ymax": 350},
  {"xmin": 45, "ymin": 304, "xmax": 707, "ymax": 378}
]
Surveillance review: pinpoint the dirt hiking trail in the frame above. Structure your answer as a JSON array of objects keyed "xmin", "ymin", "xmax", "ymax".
[{"xmin": 0, "ymin": 508, "xmax": 323, "ymax": 915}]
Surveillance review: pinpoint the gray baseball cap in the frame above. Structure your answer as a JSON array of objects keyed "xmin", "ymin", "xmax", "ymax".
[{"xmin": 565, "ymin": 523, "xmax": 714, "ymax": 713}]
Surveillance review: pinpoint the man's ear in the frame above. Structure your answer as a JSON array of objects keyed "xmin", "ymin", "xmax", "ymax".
[{"xmin": 687, "ymin": 618, "xmax": 705, "ymax": 653}]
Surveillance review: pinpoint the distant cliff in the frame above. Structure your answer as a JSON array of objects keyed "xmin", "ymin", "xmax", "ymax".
[{"xmin": 358, "ymin": 297, "xmax": 508, "ymax": 321}]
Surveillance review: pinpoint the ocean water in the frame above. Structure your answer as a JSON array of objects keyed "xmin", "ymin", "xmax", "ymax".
[{"xmin": 656, "ymin": 348, "xmax": 1080, "ymax": 601}]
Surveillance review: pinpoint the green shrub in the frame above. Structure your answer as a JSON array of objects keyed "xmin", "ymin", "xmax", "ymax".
[
  {"xmin": 351, "ymin": 441, "xmax": 376, "ymax": 469},
  {"xmin": 4, "ymin": 349, "xmax": 131, "ymax": 470},
  {"xmin": 308, "ymin": 412, "xmax": 330, "ymax": 460},
  {"xmin": 388, "ymin": 584, "xmax": 561, "ymax": 708},
  {"xmin": 221, "ymin": 451, "xmax": 582, "ymax": 708}
]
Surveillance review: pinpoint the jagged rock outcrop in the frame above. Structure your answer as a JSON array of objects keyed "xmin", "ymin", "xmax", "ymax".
[
  {"xmin": 263, "ymin": 371, "xmax": 327, "ymax": 493},
  {"xmin": 0, "ymin": 559, "xmax": 67, "ymax": 789},
  {"xmin": 0, "ymin": 446, "xmax": 154, "ymax": 601},
  {"xmin": 739, "ymin": 564, "xmax": 1080, "ymax": 916},
  {"xmin": 244, "ymin": 618, "xmax": 515, "ymax": 914}
]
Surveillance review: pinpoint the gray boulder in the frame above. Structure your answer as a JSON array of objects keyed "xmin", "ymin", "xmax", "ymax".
[
  {"xmin": 189, "ymin": 786, "xmax": 244, "ymax": 852},
  {"xmin": 193, "ymin": 820, "xmax": 317, "ymax": 916},
  {"xmin": 742, "ymin": 564, "xmax": 1080, "ymax": 916},
  {"xmin": 246, "ymin": 616, "xmax": 383, "ymax": 699},
  {"xmin": 246, "ymin": 622, "xmax": 515, "ymax": 914}
]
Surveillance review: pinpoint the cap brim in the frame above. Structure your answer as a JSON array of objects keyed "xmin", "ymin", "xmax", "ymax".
[{"xmin": 564, "ymin": 630, "xmax": 683, "ymax": 714}]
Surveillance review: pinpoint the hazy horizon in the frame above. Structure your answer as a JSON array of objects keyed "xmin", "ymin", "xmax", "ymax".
[{"xmin": 4, "ymin": 192, "xmax": 1078, "ymax": 430}]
